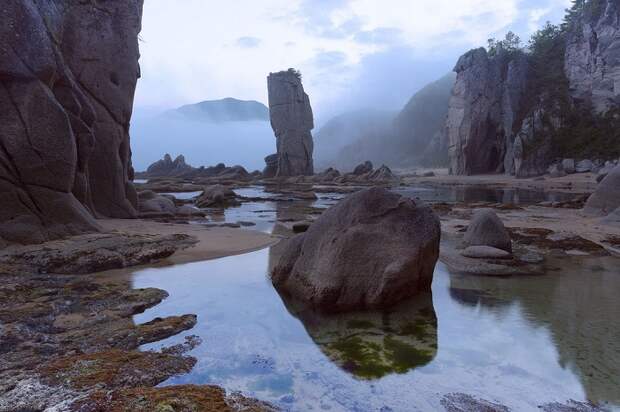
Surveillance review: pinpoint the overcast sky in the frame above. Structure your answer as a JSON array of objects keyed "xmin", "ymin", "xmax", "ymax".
[{"xmin": 134, "ymin": 0, "xmax": 572, "ymax": 120}]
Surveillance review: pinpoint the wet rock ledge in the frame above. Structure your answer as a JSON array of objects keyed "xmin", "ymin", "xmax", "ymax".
[{"xmin": 0, "ymin": 272, "xmax": 276, "ymax": 411}]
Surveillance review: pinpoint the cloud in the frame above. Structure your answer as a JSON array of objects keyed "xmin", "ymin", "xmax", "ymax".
[
  {"xmin": 134, "ymin": 0, "xmax": 574, "ymax": 116},
  {"xmin": 355, "ymin": 27, "xmax": 403, "ymax": 45},
  {"xmin": 310, "ymin": 50, "xmax": 348, "ymax": 67},
  {"xmin": 236, "ymin": 36, "xmax": 262, "ymax": 48}
]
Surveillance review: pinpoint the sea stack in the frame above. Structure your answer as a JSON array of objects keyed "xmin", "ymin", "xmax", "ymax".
[
  {"xmin": 0, "ymin": 0, "xmax": 144, "ymax": 245},
  {"xmin": 267, "ymin": 69, "xmax": 314, "ymax": 177}
]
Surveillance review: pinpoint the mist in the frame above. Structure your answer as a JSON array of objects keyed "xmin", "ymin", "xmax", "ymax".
[
  {"xmin": 130, "ymin": 110, "xmax": 274, "ymax": 172},
  {"xmin": 130, "ymin": 0, "xmax": 573, "ymax": 173}
]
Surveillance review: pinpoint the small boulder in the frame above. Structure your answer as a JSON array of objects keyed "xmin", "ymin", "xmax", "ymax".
[
  {"xmin": 217, "ymin": 165, "xmax": 250, "ymax": 181},
  {"xmin": 584, "ymin": 165, "xmax": 620, "ymax": 216},
  {"xmin": 176, "ymin": 205, "xmax": 206, "ymax": 217},
  {"xmin": 271, "ymin": 187, "xmax": 441, "ymax": 312},
  {"xmin": 461, "ymin": 246, "xmax": 512, "ymax": 259},
  {"xmin": 138, "ymin": 191, "xmax": 176, "ymax": 214},
  {"xmin": 315, "ymin": 167, "xmax": 341, "ymax": 182},
  {"xmin": 575, "ymin": 159, "xmax": 593, "ymax": 173},
  {"xmin": 263, "ymin": 154, "xmax": 279, "ymax": 178},
  {"xmin": 548, "ymin": 163, "xmax": 566, "ymax": 178},
  {"xmin": 464, "ymin": 209, "xmax": 512, "ymax": 253},
  {"xmin": 601, "ymin": 207, "xmax": 620, "ymax": 225},
  {"xmin": 422, "ymin": 171, "xmax": 436, "ymax": 177},
  {"xmin": 562, "ymin": 159, "xmax": 575, "ymax": 174},
  {"xmin": 352, "ymin": 161, "xmax": 373, "ymax": 175},
  {"xmin": 195, "ymin": 185, "xmax": 239, "ymax": 208}
]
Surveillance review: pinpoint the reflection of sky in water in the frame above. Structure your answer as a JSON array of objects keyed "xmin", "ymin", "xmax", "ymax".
[
  {"xmin": 131, "ymin": 248, "xmax": 619, "ymax": 411},
  {"xmin": 223, "ymin": 201, "xmax": 278, "ymax": 233},
  {"xmin": 216, "ymin": 187, "xmax": 346, "ymax": 234},
  {"xmin": 161, "ymin": 191, "xmax": 203, "ymax": 200}
]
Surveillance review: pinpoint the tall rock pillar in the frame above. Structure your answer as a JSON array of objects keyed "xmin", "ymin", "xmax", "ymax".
[{"xmin": 267, "ymin": 69, "xmax": 314, "ymax": 177}]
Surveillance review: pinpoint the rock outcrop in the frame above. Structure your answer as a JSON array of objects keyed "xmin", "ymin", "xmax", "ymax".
[
  {"xmin": 145, "ymin": 154, "xmax": 193, "ymax": 177},
  {"xmin": 271, "ymin": 187, "xmax": 441, "ymax": 312},
  {"xmin": 0, "ymin": 0, "xmax": 144, "ymax": 244},
  {"xmin": 267, "ymin": 69, "xmax": 314, "ymax": 177}
]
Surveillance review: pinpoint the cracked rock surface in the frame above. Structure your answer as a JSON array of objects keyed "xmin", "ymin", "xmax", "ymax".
[{"xmin": 0, "ymin": 0, "xmax": 144, "ymax": 245}]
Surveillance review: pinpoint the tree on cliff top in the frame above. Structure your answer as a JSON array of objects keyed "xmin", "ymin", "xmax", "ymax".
[{"xmin": 487, "ymin": 31, "xmax": 522, "ymax": 56}]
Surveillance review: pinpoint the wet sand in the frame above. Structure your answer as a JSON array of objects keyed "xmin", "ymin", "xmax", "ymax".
[{"xmin": 99, "ymin": 218, "xmax": 280, "ymax": 266}]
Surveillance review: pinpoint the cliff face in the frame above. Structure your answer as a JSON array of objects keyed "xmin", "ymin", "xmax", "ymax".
[
  {"xmin": 565, "ymin": 0, "xmax": 620, "ymax": 113},
  {"xmin": 267, "ymin": 69, "xmax": 314, "ymax": 177},
  {"xmin": 446, "ymin": 48, "xmax": 528, "ymax": 175},
  {"xmin": 0, "ymin": 0, "xmax": 143, "ymax": 245},
  {"xmin": 448, "ymin": 0, "xmax": 620, "ymax": 176}
]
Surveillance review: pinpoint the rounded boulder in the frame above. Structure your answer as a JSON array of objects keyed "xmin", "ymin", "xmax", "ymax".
[
  {"xmin": 271, "ymin": 187, "xmax": 441, "ymax": 312},
  {"xmin": 464, "ymin": 209, "xmax": 512, "ymax": 253}
]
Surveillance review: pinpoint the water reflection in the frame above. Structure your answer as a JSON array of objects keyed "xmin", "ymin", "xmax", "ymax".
[
  {"xmin": 447, "ymin": 257, "xmax": 620, "ymax": 407},
  {"xmin": 278, "ymin": 291, "xmax": 437, "ymax": 380},
  {"xmin": 117, "ymin": 185, "xmax": 620, "ymax": 411}
]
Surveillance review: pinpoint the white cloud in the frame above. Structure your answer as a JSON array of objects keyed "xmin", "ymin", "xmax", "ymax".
[{"xmin": 133, "ymin": 0, "xmax": 571, "ymax": 113}]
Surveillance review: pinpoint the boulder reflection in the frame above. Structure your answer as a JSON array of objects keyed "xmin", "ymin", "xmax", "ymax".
[{"xmin": 283, "ymin": 293, "xmax": 437, "ymax": 380}]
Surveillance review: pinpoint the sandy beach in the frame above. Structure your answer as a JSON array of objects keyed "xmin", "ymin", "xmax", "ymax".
[{"xmin": 99, "ymin": 218, "xmax": 280, "ymax": 266}]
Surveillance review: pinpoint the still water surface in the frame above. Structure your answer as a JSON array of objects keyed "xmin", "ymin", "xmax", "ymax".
[
  {"xmin": 124, "ymin": 185, "xmax": 618, "ymax": 411},
  {"xmin": 131, "ymin": 250, "xmax": 619, "ymax": 411}
]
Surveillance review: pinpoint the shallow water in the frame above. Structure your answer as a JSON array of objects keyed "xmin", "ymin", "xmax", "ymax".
[
  {"xmin": 161, "ymin": 191, "xmax": 204, "ymax": 200},
  {"xmin": 130, "ymin": 247, "xmax": 620, "ymax": 411}
]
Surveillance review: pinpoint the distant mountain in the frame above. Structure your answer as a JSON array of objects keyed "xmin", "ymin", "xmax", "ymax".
[
  {"xmin": 167, "ymin": 97, "xmax": 269, "ymax": 122},
  {"xmin": 314, "ymin": 109, "xmax": 398, "ymax": 171},
  {"xmin": 392, "ymin": 72, "xmax": 456, "ymax": 166},
  {"xmin": 315, "ymin": 74, "xmax": 455, "ymax": 171}
]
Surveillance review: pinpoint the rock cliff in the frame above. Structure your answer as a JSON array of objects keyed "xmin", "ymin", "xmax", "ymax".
[
  {"xmin": 448, "ymin": 0, "xmax": 620, "ymax": 176},
  {"xmin": 0, "ymin": 0, "xmax": 143, "ymax": 244},
  {"xmin": 267, "ymin": 69, "xmax": 314, "ymax": 176},
  {"xmin": 446, "ymin": 48, "xmax": 528, "ymax": 175},
  {"xmin": 565, "ymin": 0, "xmax": 620, "ymax": 113}
]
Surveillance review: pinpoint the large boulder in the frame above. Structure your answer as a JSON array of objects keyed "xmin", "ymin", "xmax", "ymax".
[
  {"xmin": 464, "ymin": 209, "xmax": 512, "ymax": 253},
  {"xmin": 584, "ymin": 165, "xmax": 620, "ymax": 216},
  {"xmin": 0, "ymin": 0, "xmax": 144, "ymax": 245},
  {"xmin": 271, "ymin": 187, "xmax": 441, "ymax": 312},
  {"xmin": 267, "ymin": 68, "xmax": 314, "ymax": 177}
]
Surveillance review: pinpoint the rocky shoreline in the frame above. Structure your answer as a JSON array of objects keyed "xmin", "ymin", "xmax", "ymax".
[{"xmin": 1, "ymin": 168, "xmax": 618, "ymax": 410}]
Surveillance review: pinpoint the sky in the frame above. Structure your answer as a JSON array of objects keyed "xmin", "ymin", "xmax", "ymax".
[{"xmin": 134, "ymin": 0, "xmax": 573, "ymax": 122}]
